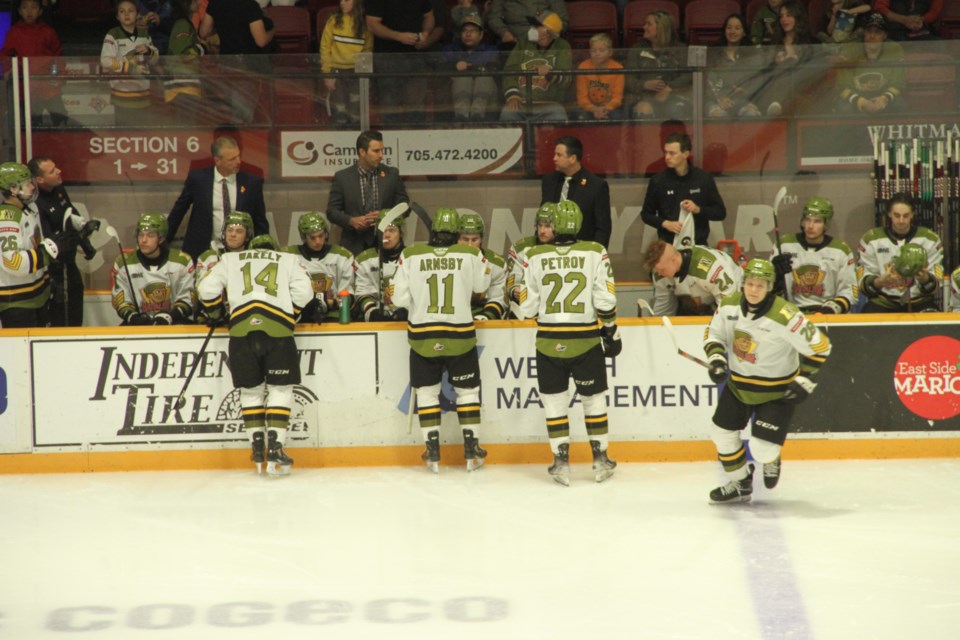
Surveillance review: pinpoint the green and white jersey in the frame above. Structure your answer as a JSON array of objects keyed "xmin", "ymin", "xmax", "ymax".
[
  {"xmin": 857, "ymin": 226, "xmax": 943, "ymax": 309},
  {"xmin": 282, "ymin": 243, "xmax": 354, "ymax": 320},
  {"xmin": 705, "ymin": 293, "xmax": 832, "ymax": 405},
  {"xmin": 472, "ymin": 248, "xmax": 507, "ymax": 319},
  {"xmin": 949, "ymin": 266, "xmax": 960, "ymax": 313},
  {"xmin": 0, "ymin": 202, "xmax": 50, "ymax": 312},
  {"xmin": 520, "ymin": 241, "xmax": 617, "ymax": 359},
  {"xmin": 392, "ymin": 243, "xmax": 490, "ymax": 358},
  {"xmin": 353, "ymin": 247, "xmax": 401, "ymax": 319},
  {"xmin": 193, "ymin": 245, "xmax": 223, "ymax": 287},
  {"xmin": 197, "ymin": 248, "xmax": 312, "ymax": 338},
  {"xmin": 111, "ymin": 248, "xmax": 194, "ymax": 322},
  {"xmin": 652, "ymin": 246, "xmax": 741, "ymax": 316},
  {"xmin": 505, "ymin": 235, "xmax": 537, "ymax": 318},
  {"xmin": 774, "ymin": 234, "xmax": 857, "ymax": 312}
]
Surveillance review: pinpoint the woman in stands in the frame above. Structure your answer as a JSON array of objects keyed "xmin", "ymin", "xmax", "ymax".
[
  {"xmin": 706, "ymin": 13, "xmax": 763, "ymax": 118},
  {"xmin": 625, "ymin": 9, "xmax": 691, "ymax": 121},
  {"xmin": 755, "ymin": 0, "xmax": 821, "ymax": 117}
]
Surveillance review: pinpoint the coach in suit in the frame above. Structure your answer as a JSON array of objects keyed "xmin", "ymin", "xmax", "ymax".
[
  {"xmin": 327, "ymin": 130, "xmax": 410, "ymax": 256},
  {"xmin": 166, "ymin": 136, "xmax": 269, "ymax": 261},
  {"xmin": 540, "ymin": 135, "xmax": 611, "ymax": 247}
]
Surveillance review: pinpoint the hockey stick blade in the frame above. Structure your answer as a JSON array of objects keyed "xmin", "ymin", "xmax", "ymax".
[
  {"xmin": 105, "ymin": 225, "xmax": 121, "ymax": 242},
  {"xmin": 662, "ymin": 315, "xmax": 711, "ymax": 369},
  {"xmin": 772, "ymin": 186, "xmax": 788, "ymax": 216},
  {"xmin": 377, "ymin": 202, "xmax": 410, "ymax": 233}
]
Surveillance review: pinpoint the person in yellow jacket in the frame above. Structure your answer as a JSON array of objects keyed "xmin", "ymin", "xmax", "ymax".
[{"xmin": 320, "ymin": 0, "xmax": 373, "ymax": 125}]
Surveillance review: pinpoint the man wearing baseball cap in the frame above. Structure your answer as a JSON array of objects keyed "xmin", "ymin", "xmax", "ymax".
[
  {"xmin": 499, "ymin": 9, "xmax": 572, "ymax": 122},
  {"xmin": 835, "ymin": 12, "xmax": 906, "ymax": 115},
  {"xmin": 441, "ymin": 13, "xmax": 499, "ymax": 121},
  {"xmin": 486, "ymin": 0, "xmax": 567, "ymax": 48}
]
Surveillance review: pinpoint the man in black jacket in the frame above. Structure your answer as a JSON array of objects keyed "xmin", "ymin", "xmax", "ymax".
[
  {"xmin": 540, "ymin": 136, "xmax": 611, "ymax": 247},
  {"xmin": 640, "ymin": 132, "xmax": 726, "ymax": 247}
]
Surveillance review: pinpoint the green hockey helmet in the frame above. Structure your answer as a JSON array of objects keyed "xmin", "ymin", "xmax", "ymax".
[
  {"xmin": 457, "ymin": 212, "xmax": 485, "ymax": 237},
  {"xmin": 136, "ymin": 212, "xmax": 168, "ymax": 237},
  {"xmin": 0, "ymin": 162, "xmax": 32, "ymax": 194},
  {"xmin": 432, "ymin": 207, "xmax": 460, "ymax": 234},
  {"xmin": 223, "ymin": 210, "xmax": 254, "ymax": 236},
  {"xmin": 742, "ymin": 258, "xmax": 777, "ymax": 288},
  {"xmin": 376, "ymin": 207, "xmax": 407, "ymax": 232},
  {"xmin": 536, "ymin": 202, "xmax": 558, "ymax": 227},
  {"xmin": 297, "ymin": 211, "xmax": 328, "ymax": 241},
  {"xmin": 893, "ymin": 242, "xmax": 927, "ymax": 278},
  {"xmin": 552, "ymin": 201, "xmax": 583, "ymax": 237},
  {"xmin": 250, "ymin": 234, "xmax": 279, "ymax": 250},
  {"xmin": 802, "ymin": 196, "xmax": 834, "ymax": 223}
]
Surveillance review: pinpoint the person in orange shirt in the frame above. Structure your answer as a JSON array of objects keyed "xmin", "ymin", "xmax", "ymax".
[{"xmin": 574, "ymin": 32, "xmax": 623, "ymax": 121}]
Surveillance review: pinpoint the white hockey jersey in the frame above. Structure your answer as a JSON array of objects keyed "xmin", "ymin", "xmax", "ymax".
[
  {"xmin": 505, "ymin": 235, "xmax": 537, "ymax": 318},
  {"xmin": 773, "ymin": 234, "xmax": 857, "ymax": 312},
  {"xmin": 473, "ymin": 248, "xmax": 507, "ymax": 319},
  {"xmin": 392, "ymin": 243, "xmax": 490, "ymax": 357},
  {"xmin": 949, "ymin": 266, "xmax": 960, "ymax": 313},
  {"xmin": 353, "ymin": 247, "xmax": 401, "ymax": 319},
  {"xmin": 0, "ymin": 202, "xmax": 50, "ymax": 313},
  {"xmin": 652, "ymin": 246, "xmax": 741, "ymax": 316},
  {"xmin": 111, "ymin": 248, "xmax": 194, "ymax": 322},
  {"xmin": 857, "ymin": 226, "xmax": 943, "ymax": 310},
  {"xmin": 283, "ymin": 243, "xmax": 354, "ymax": 319},
  {"xmin": 197, "ymin": 248, "xmax": 312, "ymax": 338}
]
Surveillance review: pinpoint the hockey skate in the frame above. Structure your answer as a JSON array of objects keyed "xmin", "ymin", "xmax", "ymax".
[
  {"xmin": 463, "ymin": 429, "xmax": 487, "ymax": 471},
  {"xmin": 250, "ymin": 431, "xmax": 266, "ymax": 475},
  {"xmin": 591, "ymin": 441, "xmax": 617, "ymax": 483},
  {"xmin": 709, "ymin": 464, "xmax": 754, "ymax": 504},
  {"xmin": 266, "ymin": 431, "xmax": 293, "ymax": 477},
  {"xmin": 548, "ymin": 443, "xmax": 570, "ymax": 487},
  {"xmin": 763, "ymin": 456, "xmax": 781, "ymax": 489},
  {"xmin": 422, "ymin": 431, "xmax": 440, "ymax": 474}
]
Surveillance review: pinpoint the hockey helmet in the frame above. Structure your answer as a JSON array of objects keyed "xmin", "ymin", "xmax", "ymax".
[
  {"xmin": 223, "ymin": 210, "xmax": 254, "ymax": 236},
  {"xmin": 250, "ymin": 234, "xmax": 279, "ymax": 251},
  {"xmin": 893, "ymin": 242, "xmax": 927, "ymax": 278},
  {"xmin": 297, "ymin": 211, "xmax": 328, "ymax": 241},
  {"xmin": 536, "ymin": 202, "xmax": 558, "ymax": 227},
  {"xmin": 0, "ymin": 162, "xmax": 32, "ymax": 194},
  {"xmin": 457, "ymin": 212, "xmax": 485, "ymax": 237},
  {"xmin": 432, "ymin": 208, "xmax": 460, "ymax": 234},
  {"xmin": 376, "ymin": 207, "xmax": 407, "ymax": 232},
  {"xmin": 802, "ymin": 196, "xmax": 834, "ymax": 223},
  {"xmin": 552, "ymin": 201, "xmax": 583, "ymax": 237},
  {"xmin": 136, "ymin": 212, "xmax": 169, "ymax": 237},
  {"xmin": 742, "ymin": 258, "xmax": 777, "ymax": 288}
]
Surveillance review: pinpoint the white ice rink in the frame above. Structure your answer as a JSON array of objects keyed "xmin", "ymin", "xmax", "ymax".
[{"xmin": 2, "ymin": 458, "xmax": 959, "ymax": 640}]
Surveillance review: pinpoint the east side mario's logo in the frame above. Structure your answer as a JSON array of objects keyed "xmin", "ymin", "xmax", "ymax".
[{"xmin": 894, "ymin": 336, "xmax": 960, "ymax": 421}]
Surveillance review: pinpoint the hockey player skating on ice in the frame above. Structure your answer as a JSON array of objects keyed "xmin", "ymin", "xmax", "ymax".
[
  {"xmin": 457, "ymin": 212, "xmax": 507, "ymax": 320},
  {"xmin": 703, "ymin": 258, "xmax": 832, "ymax": 504},
  {"xmin": 112, "ymin": 213, "xmax": 194, "ymax": 326},
  {"xmin": 391, "ymin": 208, "xmax": 492, "ymax": 473},
  {"xmin": 857, "ymin": 192, "xmax": 943, "ymax": 313},
  {"xmin": 354, "ymin": 208, "xmax": 408, "ymax": 322},
  {"xmin": 770, "ymin": 197, "xmax": 857, "ymax": 314},
  {"xmin": 283, "ymin": 212, "xmax": 354, "ymax": 324},
  {"xmin": 197, "ymin": 241, "xmax": 312, "ymax": 476},
  {"xmin": 505, "ymin": 202, "xmax": 556, "ymax": 318},
  {"xmin": 518, "ymin": 201, "xmax": 621, "ymax": 486},
  {"xmin": 642, "ymin": 240, "xmax": 742, "ymax": 316}
]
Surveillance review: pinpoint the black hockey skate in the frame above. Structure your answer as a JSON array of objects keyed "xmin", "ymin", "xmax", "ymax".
[
  {"xmin": 709, "ymin": 464, "xmax": 754, "ymax": 504},
  {"xmin": 548, "ymin": 443, "xmax": 570, "ymax": 487},
  {"xmin": 422, "ymin": 431, "xmax": 440, "ymax": 474},
  {"xmin": 763, "ymin": 456, "xmax": 781, "ymax": 489},
  {"xmin": 251, "ymin": 431, "xmax": 266, "ymax": 475},
  {"xmin": 463, "ymin": 429, "xmax": 487, "ymax": 471},
  {"xmin": 266, "ymin": 431, "xmax": 293, "ymax": 477},
  {"xmin": 591, "ymin": 441, "xmax": 617, "ymax": 483}
]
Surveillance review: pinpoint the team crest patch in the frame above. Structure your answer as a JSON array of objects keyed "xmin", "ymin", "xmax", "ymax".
[
  {"xmin": 433, "ymin": 343, "xmax": 445, "ymax": 352},
  {"xmin": 554, "ymin": 343, "xmax": 567, "ymax": 353},
  {"xmin": 732, "ymin": 330, "xmax": 758, "ymax": 364}
]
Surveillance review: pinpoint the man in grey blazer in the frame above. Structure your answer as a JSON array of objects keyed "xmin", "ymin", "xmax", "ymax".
[{"xmin": 327, "ymin": 130, "xmax": 410, "ymax": 256}]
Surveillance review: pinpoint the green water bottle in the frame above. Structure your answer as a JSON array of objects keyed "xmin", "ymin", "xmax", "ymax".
[{"xmin": 338, "ymin": 290, "xmax": 351, "ymax": 324}]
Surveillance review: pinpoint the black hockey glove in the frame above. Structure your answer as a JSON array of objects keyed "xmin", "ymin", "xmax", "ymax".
[
  {"xmin": 153, "ymin": 313, "xmax": 173, "ymax": 326},
  {"xmin": 124, "ymin": 312, "xmax": 152, "ymax": 326},
  {"xmin": 771, "ymin": 253, "xmax": 794, "ymax": 279},
  {"xmin": 600, "ymin": 324, "xmax": 622, "ymax": 358},
  {"xmin": 392, "ymin": 308, "xmax": 409, "ymax": 322},
  {"xmin": 79, "ymin": 235, "xmax": 97, "ymax": 260},
  {"xmin": 707, "ymin": 354, "xmax": 729, "ymax": 385},
  {"xmin": 368, "ymin": 308, "xmax": 391, "ymax": 322},
  {"xmin": 79, "ymin": 219, "xmax": 101, "ymax": 239},
  {"xmin": 817, "ymin": 300, "xmax": 843, "ymax": 315},
  {"xmin": 783, "ymin": 375, "xmax": 816, "ymax": 404},
  {"xmin": 301, "ymin": 295, "xmax": 327, "ymax": 324}
]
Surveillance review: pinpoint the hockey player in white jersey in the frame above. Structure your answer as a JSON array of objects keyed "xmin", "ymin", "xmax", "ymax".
[
  {"xmin": 392, "ymin": 208, "xmax": 491, "ymax": 473},
  {"xmin": 949, "ymin": 266, "xmax": 960, "ymax": 312},
  {"xmin": 283, "ymin": 212, "xmax": 354, "ymax": 324},
  {"xmin": 505, "ymin": 202, "xmax": 556, "ymax": 319},
  {"xmin": 857, "ymin": 193, "xmax": 943, "ymax": 313},
  {"xmin": 642, "ymin": 240, "xmax": 742, "ymax": 316},
  {"xmin": 457, "ymin": 212, "xmax": 507, "ymax": 320},
  {"xmin": 112, "ymin": 213, "xmax": 194, "ymax": 326},
  {"xmin": 197, "ymin": 242, "xmax": 312, "ymax": 476},
  {"xmin": 192, "ymin": 210, "xmax": 254, "ymax": 289},
  {"xmin": 0, "ymin": 162, "xmax": 63, "ymax": 327},
  {"xmin": 770, "ymin": 197, "xmax": 857, "ymax": 314},
  {"xmin": 354, "ymin": 208, "xmax": 408, "ymax": 322},
  {"xmin": 519, "ymin": 201, "xmax": 621, "ymax": 486},
  {"xmin": 703, "ymin": 258, "xmax": 832, "ymax": 504}
]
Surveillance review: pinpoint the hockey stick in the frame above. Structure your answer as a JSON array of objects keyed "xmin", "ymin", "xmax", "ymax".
[
  {"xmin": 638, "ymin": 299, "xmax": 710, "ymax": 369},
  {"xmin": 771, "ymin": 186, "xmax": 787, "ymax": 253},
  {"xmin": 376, "ymin": 202, "xmax": 411, "ymax": 315},
  {"xmin": 175, "ymin": 324, "xmax": 216, "ymax": 409},
  {"xmin": 106, "ymin": 224, "xmax": 141, "ymax": 314},
  {"xmin": 406, "ymin": 386, "xmax": 417, "ymax": 435}
]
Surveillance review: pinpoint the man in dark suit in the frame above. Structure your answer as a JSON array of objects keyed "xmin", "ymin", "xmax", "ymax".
[
  {"xmin": 327, "ymin": 130, "xmax": 410, "ymax": 256},
  {"xmin": 166, "ymin": 136, "xmax": 269, "ymax": 262},
  {"xmin": 540, "ymin": 136, "xmax": 611, "ymax": 247}
]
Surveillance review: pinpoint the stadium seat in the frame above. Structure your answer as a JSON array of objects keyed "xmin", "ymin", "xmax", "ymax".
[
  {"xmin": 315, "ymin": 5, "xmax": 339, "ymax": 47},
  {"xmin": 58, "ymin": 0, "xmax": 113, "ymax": 23},
  {"xmin": 807, "ymin": 0, "xmax": 832, "ymax": 39},
  {"xmin": 623, "ymin": 1, "xmax": 681, "ymax": 49},
  {"xmin": 939, "ymin": 1, "xmax": 960, "ymax": 39},
  {"xmin": 266, "ymin": 6, "xmax": 313, "ymax": 54},
  {"xmin": 565, "ymin": 1, "xmax": 619, "ymax": 49},
  {"xmin": 685, "ymin": 0, "xmax": 741, "ymax": 45}
]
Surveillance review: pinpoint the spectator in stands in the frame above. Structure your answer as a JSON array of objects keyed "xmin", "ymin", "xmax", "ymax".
[
  {"xmin": 163, "ymin": 0, "xmax": 208, "ymax": 123},
  {"xmin": 625, "ymin": 10, "xmax": 691, "ymax": 121},
  {"xmin": 500, "ymin": 11, "xmax": 571, "ymax": 123},
  {"xmin": 754, "ymin": 1, "xmax": 819, "ymax": 117},
  {"xmin": 136, "ymin": 1, "xmax": 175, "ymax": 55},
  {"xmin": 487, "ymin": 0, "xmax": 567, "ymax": 50},
  {"xmin": 320, "ymin": 0, "xmax": 373, "ymax": 126},
  {"xmin": 750, "ymin": 0, "xmax": 784, "ymax": 45},
  {"xmin": 835, "ymin": 12, "xmax": 906, "ymax": 115},
  {"xmin": 706, "ymin": 14, "xmax": 762, "ymax": 118},
  {"xmin": 857, "ymin": 193, "xmax": 943, "ymax": 313},
  {"xmin": 101, "ymin": 0, "xmax": 159, "ymax": 126},
  {"xmin": 875, "ymin": 0, "xmax": 942, "ymax": 41},
  {"xmin": 1, "ymin": 0, "xmax": 67, "ymax": 128},
  {"xmin": 365, "ymin": 0, "xmax": 435, "ymax": 125},
  {"xmin": 11, "ymin": 0, "xmax": 55, "ymax": 25},
  {"xmin": 820, "ymin": 0, "xmax": 871, "ymax": 44},
  {"xmin": 574, "ymin": 33, "xmax": 624, "ymax": 122},
  {"xmin": 451, "ymin": 0, "xmax": 485, "ymax": 28},
  {"xmin": 540, "ymin": 135, "xmax": 611, "ymax": 247},
  {"xmin": 442, "ymin": 14, "xmax": 498, "ymax": 122}
]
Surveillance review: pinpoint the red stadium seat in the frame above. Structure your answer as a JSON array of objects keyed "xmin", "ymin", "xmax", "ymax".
[
  {"xmin": 685, "ymin": 0, "xmax": 741, "ymax": 45},
  {"xmin": 622, "ymin": 1, "xmax": 681, "ymax": 49},
  {"xmin": 565, "ymin": 1, "xmax": 620, "ymax": 49},
  {"xmin": 939, "ymin": 1, "xmax": 960, "ymax": 39},
  {"xmin": 266, "ymin": 6, "xmax": 313, "ymax": 54}
]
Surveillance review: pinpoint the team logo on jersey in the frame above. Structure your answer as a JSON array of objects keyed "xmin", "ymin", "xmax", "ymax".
[
  {"xmin": 554, "ymin": 343, "xmax": 567, "ymax": 353},
  {"xmin": 433, "ymin": 343, "xmax": 445, "ymax": 352},
  {"xmin": 139, "ymin": 282, "xmax": 171, "ymax": 314},
  {"xmin": 791, "ymin": 265, "xmax": 826, "ymax": 297},
  {"xmin": 732, "ymin": 330, "xmax": 758, "ymax": 364}
]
